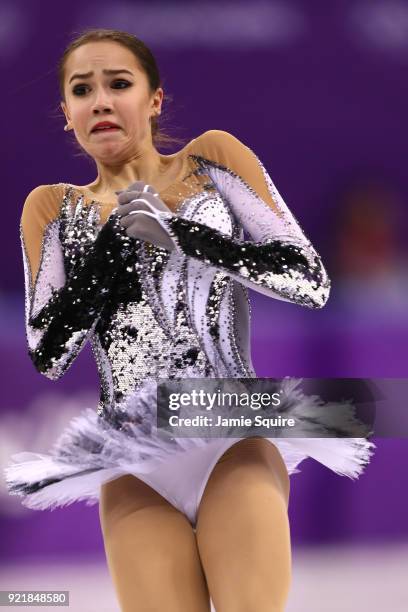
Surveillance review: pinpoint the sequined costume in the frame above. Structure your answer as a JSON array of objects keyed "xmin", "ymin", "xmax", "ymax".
[{"xmin": 4, "ymin": 130, "xmax": 375, "ymax": 524}]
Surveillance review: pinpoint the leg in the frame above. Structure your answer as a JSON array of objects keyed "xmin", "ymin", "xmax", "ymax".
[
  {"xmin": 196, "ymin": 437, "xmax": 291, "ymax": 612},
  {"xmin": 99, "ymin": 474, "xmax": 211, "ymax": 612}
]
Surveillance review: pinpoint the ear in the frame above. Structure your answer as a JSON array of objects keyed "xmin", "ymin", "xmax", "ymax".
[
  {"xmin": 151, "ymin": 87, "xmax": 164, "ymax": 115},
  {"xmin": 60, "ymin": 100, "xmax": 71, "ymax": 123}
]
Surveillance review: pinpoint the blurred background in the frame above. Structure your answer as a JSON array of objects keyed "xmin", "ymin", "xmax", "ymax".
[{"xmin": 1, "ymin": 0, "xmax": 407, "ymax": 610}]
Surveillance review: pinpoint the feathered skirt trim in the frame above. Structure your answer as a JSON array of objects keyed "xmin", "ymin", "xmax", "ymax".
[{"xmin": 4, "ymin": 378, "xmax": 376, "ymax": 511}]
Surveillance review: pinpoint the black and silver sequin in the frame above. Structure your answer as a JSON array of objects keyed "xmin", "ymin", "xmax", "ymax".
[{"xmin": 6, "ymin": 135, "xmax": 375, "ymax": 516}]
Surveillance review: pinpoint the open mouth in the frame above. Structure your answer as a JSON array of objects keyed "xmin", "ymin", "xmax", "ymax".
[{"xmin": 92, "ymin": 126, "xmax": 121, "ymax": 133}]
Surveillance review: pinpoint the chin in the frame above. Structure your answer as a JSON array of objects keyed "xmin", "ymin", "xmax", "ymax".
[{"xmin": 91, "ymin": 144, "xmax": 125, "ymax": 163}]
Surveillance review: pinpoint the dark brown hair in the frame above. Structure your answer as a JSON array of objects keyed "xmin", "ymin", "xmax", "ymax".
[{"xmin": 58, "ymin": 28, "xmax": 184, "ymax": 149}]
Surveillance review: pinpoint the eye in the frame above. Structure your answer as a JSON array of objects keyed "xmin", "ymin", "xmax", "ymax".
[
  {"xmin": 111, "ymin": 79, "xmax": 132, "ymax": 89},
  {"xmin": 72, "ymin": 84, "xmax": 89, "ymax": 96},
  {"xmin": 71, "ymin": 80, "xmax": 131, "ymax": 96}
]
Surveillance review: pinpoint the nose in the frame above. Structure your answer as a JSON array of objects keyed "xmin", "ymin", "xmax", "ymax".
[
  {"xmin": 93, "ymin": 105, "xmax": 112, "ymax": 115},
  {"xmin": 91, "ymin": 87, "xmax": 114, "ymax": 114}
]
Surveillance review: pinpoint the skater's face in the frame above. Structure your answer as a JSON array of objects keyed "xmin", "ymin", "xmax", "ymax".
[{"xmin": 60, "ymin": 41, "xmax": 163, "ymax": 163}]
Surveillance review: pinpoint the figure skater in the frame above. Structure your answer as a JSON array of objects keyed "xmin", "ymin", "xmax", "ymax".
[{"xmin": 4, "ymin": 28, "xmax": 375, "ymax": 612}]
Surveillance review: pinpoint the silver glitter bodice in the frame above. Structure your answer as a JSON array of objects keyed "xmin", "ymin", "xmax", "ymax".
[
  {"xmin": 28, "ymin": 185, "xmax": 227, "ymax": 415},
  {"xmin": 20, "ymin": 130, "xmax": 331, "ymax": 422}
]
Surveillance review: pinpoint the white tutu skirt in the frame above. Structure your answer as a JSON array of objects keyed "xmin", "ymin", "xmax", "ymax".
[{"xmin": 4, "ymin": 378, "xmax": 375, "ymax": 527}]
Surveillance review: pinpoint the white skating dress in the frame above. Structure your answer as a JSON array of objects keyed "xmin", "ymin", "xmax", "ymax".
[{"xmin": 4, "ymin": 130, "xmax": 375, "ymax": 526}]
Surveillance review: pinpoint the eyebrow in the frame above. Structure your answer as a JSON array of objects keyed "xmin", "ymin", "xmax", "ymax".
[{"xmin": 68, "ymin": 69, "xmax": 134, "ymax": 84}]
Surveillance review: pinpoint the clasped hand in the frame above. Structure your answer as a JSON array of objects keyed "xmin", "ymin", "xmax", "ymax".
[{"xmin": 114, "ymin": 181, "xmax": 176, "ymax": 252}]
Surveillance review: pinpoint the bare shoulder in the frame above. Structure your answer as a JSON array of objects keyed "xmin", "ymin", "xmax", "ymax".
[
  {"xmin": 190, "ymin": 129, "xmax": 251, "ymax": 168},
  {"xmin": 24, "ymin": 183, "xmax": 65, "ymax": 204},
  {"xmin": 192, "ymin": 129, "xmax": 243, "ymax": 151},
  {"xmin": 22, "ymin": 184, "xmax": 65, "ymax": 225}
]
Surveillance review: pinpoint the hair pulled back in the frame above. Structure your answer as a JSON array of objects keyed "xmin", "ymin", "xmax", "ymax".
[{"xmin": 58, "ymin": 28, "xmax": 183, "ymax": 148}]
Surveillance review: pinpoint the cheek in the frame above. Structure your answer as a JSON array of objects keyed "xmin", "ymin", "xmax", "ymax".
[
  {"xmin": 122, "ymin": 96, "xmax": 150, "ymax": 126},
  {"xmin": 69, "ymin": 102, "xmax": 89, "ymax": 131}
]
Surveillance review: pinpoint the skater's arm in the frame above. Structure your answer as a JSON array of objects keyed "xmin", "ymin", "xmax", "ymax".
[
  {"xmin": 122, "ymin": 130, "xmax": 330, "ymax": 308},
  {"xmin": 21, "ymin": 185, "xmax": 132, "ymax": 380}
]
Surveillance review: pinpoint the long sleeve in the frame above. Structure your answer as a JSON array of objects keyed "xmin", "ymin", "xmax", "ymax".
[
  {"xmin": 21, "ymin": 185, "xmax": 133, "ymax": 380},
  {"xmin": 152, "ymin": 130, "xmax": 331, "ymax": 308}
]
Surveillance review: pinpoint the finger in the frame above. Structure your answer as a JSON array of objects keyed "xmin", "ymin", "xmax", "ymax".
[
  {"xmin": 120, "ymin": 212, "xmax": 156, "ymax": 232},
  {"xmin": 119, "ymin": 191, "xmax": 158, "ymax": 209},
  {"xmin": 117, "ymin": 191, "xmax": 159, "ymax": 208},
  {"xmin": 117, "ymin": 190, "xmax": 142, "ymax": 205},
  {"xmin": 142, "ymin": 183, "xmax": 159, "ymax": 196},
  {"xmin": 126, "ymin": 181, "xmax": 157, "ymax": 195},
  {"xmin": 136, "ymin": 191, "xmax": 163, "ymax": 207},
  {"xmin": 117, "ymin": 197, "xmax": 157, "ymax": 217},
  {"xmin": 119, "ymin": 214, "xmax": 140, "ymax": 229},
  {"xmin": 116, "ymin": 201, "xmax": 149, "ymax": 217}
]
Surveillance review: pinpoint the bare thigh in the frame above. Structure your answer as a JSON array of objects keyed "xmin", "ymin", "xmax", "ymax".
[
  {"xmin": 99, "ymin": 474, "xmax": 210, "ymax": 612},
  {"xmin": 196, "ymin": 437, "xmax": 291, "ymax": 612},
  {"xmin": 198, "ymin": 437, "xmax": 290, "ymax": 509}
]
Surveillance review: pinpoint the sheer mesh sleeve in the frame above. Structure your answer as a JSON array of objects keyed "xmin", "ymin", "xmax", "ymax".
[
  {"xmin": 21, "ymin": 185, "xmax": 132, "ymax": 380},
  {"xmin": 147, "ymin": 130, "xmax": 331, "ymax": 309}
]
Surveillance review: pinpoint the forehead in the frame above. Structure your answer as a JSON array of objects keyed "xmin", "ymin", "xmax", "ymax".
[{"xmin": 64, "ymin": 41, "xmax": 142, "ymax": 76}]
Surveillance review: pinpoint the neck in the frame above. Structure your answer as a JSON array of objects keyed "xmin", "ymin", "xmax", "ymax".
[{"xmin": 90, "ymin": 139, "xmax": 172, "ymax": 196}]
